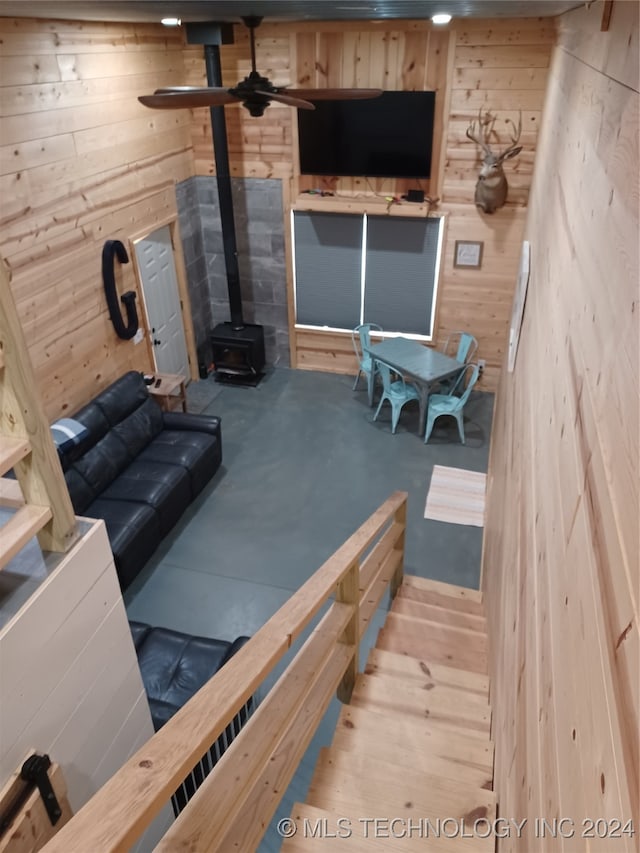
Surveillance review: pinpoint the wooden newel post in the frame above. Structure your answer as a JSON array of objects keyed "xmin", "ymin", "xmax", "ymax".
[
  {"xmin": 336, "ymin": 559, "xmax": 360, "ymax": 703},
  {"xmin": 0, "ymin": 257, "xmax": 77, "ymax": 555},
  {"xmin": 390, "ymin": 499, "xmax": 407, "ymax": 599}
]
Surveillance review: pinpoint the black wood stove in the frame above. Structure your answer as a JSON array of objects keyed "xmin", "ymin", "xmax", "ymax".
[{"xmin": 210, "ymin": 322, "xmax": 265, "ymax": 385}]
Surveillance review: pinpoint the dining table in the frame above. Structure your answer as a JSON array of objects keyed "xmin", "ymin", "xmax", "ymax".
[{"xmin": 363, "ymin": 336, "xmax": 464, "ymax": 434}]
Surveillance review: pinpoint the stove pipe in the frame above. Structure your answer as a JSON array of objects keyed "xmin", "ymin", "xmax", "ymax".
[{"xmin": 204, "ymin": 43, "xmax": 244, "ymax": 331}]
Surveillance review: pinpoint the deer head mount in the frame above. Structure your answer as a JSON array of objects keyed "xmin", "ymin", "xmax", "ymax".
[{"xmin": 466, "ymin": 109, "xmax": 522, "ymax": 214}]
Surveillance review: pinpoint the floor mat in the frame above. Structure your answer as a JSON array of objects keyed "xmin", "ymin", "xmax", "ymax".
[{"xmin": 424, "ymin": 465, "xmax": 486, "ymax": 527}]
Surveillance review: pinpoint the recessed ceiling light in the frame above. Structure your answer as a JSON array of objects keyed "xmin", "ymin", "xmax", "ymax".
[
  {"xmin": 161, "ymin": 17, "xmax": 181, "ymax": 26},
  {"xmin": 431, "ymin": 13, "xmax": 452, "ymax": 24}
]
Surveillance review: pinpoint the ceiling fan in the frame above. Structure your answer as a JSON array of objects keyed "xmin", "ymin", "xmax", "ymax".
[{"xmin": 138, "ymin": 15, "xmax": 382, "ymax": 117}]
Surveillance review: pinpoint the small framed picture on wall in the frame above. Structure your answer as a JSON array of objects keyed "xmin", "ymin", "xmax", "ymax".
[{"xmin": 454, "ymin": 240, "xmax": 483, "ymax": 269}]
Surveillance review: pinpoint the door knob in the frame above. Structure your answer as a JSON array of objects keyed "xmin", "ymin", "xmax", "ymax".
[{"xmin": 153, "ymin": 338, "xmax": 161, "ymax": 346}]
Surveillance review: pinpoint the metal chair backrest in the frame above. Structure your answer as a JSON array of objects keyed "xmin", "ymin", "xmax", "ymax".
[
  {"xmin": 352, "ymin": 323, "xmax": 382, "ymax": 366},
  {"xmin": 442, "ymin": 331, "xmax": 478, "ymax": 364},
  {"xmin": 455, "ymin": 363, "xmax": 480, "ymax": 405}
]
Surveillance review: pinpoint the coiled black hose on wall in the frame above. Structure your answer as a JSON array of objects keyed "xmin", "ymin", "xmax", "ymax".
[{"xmin": 102, "ymin": 239, "xmax": 139, "ymax": 340}]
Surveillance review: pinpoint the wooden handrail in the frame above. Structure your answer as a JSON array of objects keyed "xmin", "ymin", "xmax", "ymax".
[{"xmin": 42, "ymin": 490, "xmax": 407, "ymax": 853}]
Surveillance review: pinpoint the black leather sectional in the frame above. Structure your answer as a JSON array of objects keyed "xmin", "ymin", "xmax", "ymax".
[{"xmin": 58, "ymin": 371, "xmax": 222, "ymax": 589}]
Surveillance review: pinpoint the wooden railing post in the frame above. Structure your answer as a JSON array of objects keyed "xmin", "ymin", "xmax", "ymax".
[
  {"xmin": 390, "ymin": 500, "xmax": 406, "ymax": 599},
  {"xmin": 336, "ymin": 559, "xmax": 360, "ymax": 703},
  {"xmin": 0, "ymin": 257, "xmax": 77, "ymax": 556}
]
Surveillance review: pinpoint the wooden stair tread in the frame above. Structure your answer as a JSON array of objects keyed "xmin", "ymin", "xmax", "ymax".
[
  {"xmin": 0, "ymin": 436, "xmax": 31, "ymax": 479},
  {"xmin": 336, "ymin": 705, "xmax": 494, "ymax": 773},
  {"xmin": 0, "ymin": 477, "xmax": 24, "ymax": 509},
  {"xmin": 347, "ymin": 698, "xmax": 491, "ymax": 744},
  {"xmin": 332, "ymin": 722, "xmax": 493, "ymax": 790},
  {"xmin": 364, "ymin": 647, "xmax": 490, "ymax": 697},
  {"xmin": 0, "ymin": 504, "xmax": 52, "ymax": 569},
  {"xmin": 402, "ymin": 575, "xmax": 483, "ymax": 603},
  {"xmin": 385, "ymin": 610, "xmax": 488, "ymax": 652},
  {"xmin": 377, "ymin": 619, "xmax": 488, "ymax": 675},
  {"xmin": 351, "ymin": 672, "xmax": 491, "ymax": 734},
  {"xmin": 391, "ymin": 593, "xmax": 487, "ymax": 633},
  {"xmin": 307, "ymin": 749, "xmax": 495, "ymax": 852},
  {"xmin": 401, "ymin": 575, "xmax": 484, "ymax": 616},
  {"xmin": 314, "ymin": 746, "xmax": 495, "ymax": 807}
]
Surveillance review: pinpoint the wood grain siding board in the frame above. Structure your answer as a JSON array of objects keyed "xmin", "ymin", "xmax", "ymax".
[
  {"xmin": 482, "ymin": 4, "xmax": 639, "ymax": 850},
  {"xmin": 454, "ymin": 21, "xmax": 556, "ymax": 46},
  {"xmin": 455, "ymin": 45, "xmax": 552, "ymax": 68},
  {"xmin": 0, "ymin": 71, "xmax": 187, "ymax": 114},
  {"xmin": 0, "ymin": 16, "xmax": 194, "ymax": 420}
]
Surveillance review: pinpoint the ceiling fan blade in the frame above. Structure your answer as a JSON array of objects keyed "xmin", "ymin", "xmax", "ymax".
[
  {"xmin": 261, "ymin": 90, "xmax": 315, "ymax": 110},
  {"xmin": 138, "ymin": 88, "xmax": 240, "ymax": 109},
  {"xmin": 285, "ymin": 88, "xmax": 383, "ymax": 101}
]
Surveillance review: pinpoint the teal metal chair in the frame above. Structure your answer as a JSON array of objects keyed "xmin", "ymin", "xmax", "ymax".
[
  {"xmin": 352, "ymin": 323, "xmax": 382, "ymax": 404},
  {"xmin": 438, "ymin": 331, "xmax": 478, "ymax": 393},
  {"xmin": 373, "ymin": 360, "xmax": 420, "ymax": 434},
  {"xmin": 442, "ymin": 330, "xmax": 478, "ymax": 363},
  {"xmin": 424, "ymin": 363, "xmax": 480, "ymax": 445}
]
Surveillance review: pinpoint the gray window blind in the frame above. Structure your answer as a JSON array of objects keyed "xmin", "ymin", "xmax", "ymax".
[
  {"xmin": 293, "ymin": 212, "xmax": 362, "ymax": 329},
  {"xmin": 363, "ymin": 216, "xmax": 441, "ymax": 335}
]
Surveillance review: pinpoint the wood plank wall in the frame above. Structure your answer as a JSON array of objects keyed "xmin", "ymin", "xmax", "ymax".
[
  {"xmin": 482, "ymin": 3, "xmax": 639, "ymax": 849},
  {"xmin": 0, "ymin": 17, "xmax": 195, "ymax": 420},
  {"xmin": 185, "ymin": 19, "xmax": 553, "ymax": 390}
]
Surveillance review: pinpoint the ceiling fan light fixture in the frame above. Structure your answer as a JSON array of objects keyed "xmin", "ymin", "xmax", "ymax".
[
  {"xmin": 431, "ymin": 13, "xmax": 452, "ymax": 24},
  {"xmin": 161, "ymin": 17, "xmax": 181, "ymax": 26}
]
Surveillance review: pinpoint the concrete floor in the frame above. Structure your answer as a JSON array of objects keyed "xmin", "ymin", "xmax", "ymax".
[{"xmin": 123, "ymin": 366, "xmax": 494, "ymax": 851}]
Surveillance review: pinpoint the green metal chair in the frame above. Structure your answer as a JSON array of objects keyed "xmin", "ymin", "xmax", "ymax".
[
  {"xmin": 424, "ymin": 363, "xmax": 480, "ymax": 445},
  {"xmin": 373, "ymin": 360, "xmax": 419, "ymax": 434},
  {"xmin": 352, "ymin": 322, "xmax": 382, "ymax": 404}
]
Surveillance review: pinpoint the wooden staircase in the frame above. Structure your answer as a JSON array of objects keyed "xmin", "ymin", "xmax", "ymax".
[{"xmin": 283, "ymin": 576, "xmax": 494, "ymax": 851}]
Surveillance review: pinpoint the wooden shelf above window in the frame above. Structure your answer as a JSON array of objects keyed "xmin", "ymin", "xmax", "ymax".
[{"xmin": 292, "ymin": 194, "xmax": 433, "ymax": 218}]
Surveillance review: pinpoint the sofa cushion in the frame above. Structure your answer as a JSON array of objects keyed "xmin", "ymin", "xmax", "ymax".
[
  {"xmin": 65, "ymin": 467, "xmax": 99, "ymax": 515},
  {"xmin": 87, "ymin": 498, "xmax": 161, "ymax": 589},
  {"xmin": 94, "ymin": 371, "xmax": 153, "ymax": 427},
  {"xmin": 140, "ymin": 431, "xmax": 222, "ymax": 497},
  {"xmin": 99, "ymin": 458, "xmax": 191, "ymax": 534},
  {"xmin": 113, "ymin": 397, "xmax": 164, "ymax": 458}
]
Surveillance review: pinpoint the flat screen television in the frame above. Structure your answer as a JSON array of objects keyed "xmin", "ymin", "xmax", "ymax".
[{"xmin": 297, "ymin": 90, "xmax": 435, "ymax": 179}]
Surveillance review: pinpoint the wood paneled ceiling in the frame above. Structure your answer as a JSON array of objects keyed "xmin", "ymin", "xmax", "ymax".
[{"xmin": 0, "ymin": 0, "xmax": 584, "ymax": 22}]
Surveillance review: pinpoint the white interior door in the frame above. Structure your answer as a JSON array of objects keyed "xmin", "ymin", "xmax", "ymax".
[{"xmin": 135, "ymin": 225, "xmax": 190, "ymax": 377}]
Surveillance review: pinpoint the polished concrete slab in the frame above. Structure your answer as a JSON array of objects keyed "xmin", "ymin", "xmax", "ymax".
[{"xmin": 123, "ymin": 365, "xmax": 494, "ymax": 851}]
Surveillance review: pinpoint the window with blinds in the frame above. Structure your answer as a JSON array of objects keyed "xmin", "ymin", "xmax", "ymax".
[{"xmin": 292, "ymin": 210, "xmax": 443, "ymax": 339}]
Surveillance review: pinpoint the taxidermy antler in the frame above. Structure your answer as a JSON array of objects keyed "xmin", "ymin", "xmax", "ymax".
[{"xmin": 466, "ymin": 109, "xmax": 522, "ymax": 214}]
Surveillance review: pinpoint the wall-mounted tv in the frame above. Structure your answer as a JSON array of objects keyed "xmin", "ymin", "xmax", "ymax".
[{"xmin": 297, "ymin": 90, "xmax": 435, "ymax": 180}]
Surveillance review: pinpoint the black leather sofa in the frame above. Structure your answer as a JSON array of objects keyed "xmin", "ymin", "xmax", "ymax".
[
  {"xmin": 129, "ymin": 621, "xmax": 250, "ymax": 731},
  {"xmin": 129, "ymin": 621, "xmax": 252, "ymax": 813},
  {"xmin": 58, "ymin": 371, "xmax": 222, "ymax": 589}
]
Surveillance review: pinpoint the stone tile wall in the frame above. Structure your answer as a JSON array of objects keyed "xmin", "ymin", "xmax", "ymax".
[
  {"xmin": 175, "ymin": 179, "xmax": 213, "ymax": 366},
  {"xmin": 176, "ymin": 176, "xmax": 290, "ymax": 368}
]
